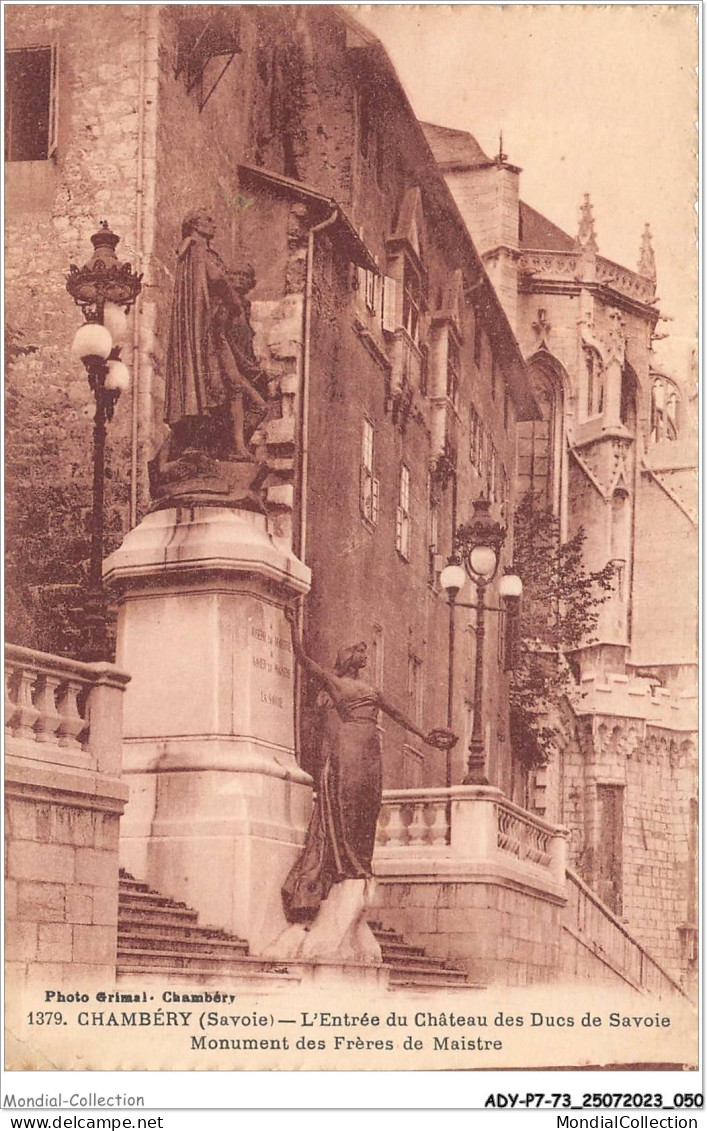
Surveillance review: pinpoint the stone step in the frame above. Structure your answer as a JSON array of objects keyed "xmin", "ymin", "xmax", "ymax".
[
  {"xmin": 116, "ymin": 877, "xmax": 472, "ymax": 991},
  {"xmin": 118, "ymin": 931, "xmax": 249, "ymax": 957},
  {"xmin": 378, "ymin": 950, "xmax": 449, "ymax": 971},
  {"xmin": 387, "ymin": 964, "xmax": 470, "ymax": 987},
  {"xmin": 119, "ymin": 904, "xmax": 200, "ymax": 926},
  {"xmin": 119, "ymin": 890, "xmax": 194, "ymax": 912},
  {"xmin": 377, "ymin": 940, "xmax": 427, "ymax": 959},
  {"xmin": 119, "ymin": 873, "xmax": 151, "ymax": 893},
  {"xmin": 118, "ymin": 923, "xmax": 240, "ymax": 944},
  {"xmin": 117, "ymin": 964, "xmax": 301, "ymax": 987},
  {"xmin": 116, "ymin": 947, "xmax": 273, "ymax": 974}
]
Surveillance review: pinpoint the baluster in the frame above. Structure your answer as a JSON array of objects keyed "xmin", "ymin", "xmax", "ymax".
[
  {"xmin": 33, "ymin": 674, "xmax": 63, "ymax": 744},
  {"xmin": 5, "ymin": 666, "xmax": 19, "ymax": 733},
  {"xmin": 56, "ymin": 679, "xmax": 87, "ymax": 749},
  {"xmin": 424, "ymin": 802, "xmax": 448, "ymax": 846},
  {"xmin": 406, "ymin": 803, "xmax": 427, "ymax": 847},
  {"xmin": 376, "ymin": 805, "xmax": 391, "ymax": 846},
  {"xmin": 383, "ymin": 803, "xmax": 407, "ymax": 848},
  {"xmin": 12, "ymin": 667, "xmax": 40, "ymax": 738}
]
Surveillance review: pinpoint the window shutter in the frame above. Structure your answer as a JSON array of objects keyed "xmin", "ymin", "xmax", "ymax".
[
  {"xmin": 48, "ymin": 42, "xmax": 59, "ymax": 157},
  {"xmin": 382, "ymin": 276, "xmax": 398, "ymax": 332},
  {"xmin": 371, "ymin": 477, "xmax": 380, "ymax": 525}
]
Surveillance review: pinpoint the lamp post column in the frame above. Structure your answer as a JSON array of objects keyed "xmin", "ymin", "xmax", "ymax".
[
  {"xmin": 86, "ymin": 356, "xmax": 109, "ymax": 661},
  {"xmin": 465, "ymin": 578, "xmax": 489, "ymax": 785}
]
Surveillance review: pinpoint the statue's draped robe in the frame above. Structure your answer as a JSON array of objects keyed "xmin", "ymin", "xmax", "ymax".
[
  {"xmin": 164, "ymin": 236, "xmax": 261, "ymax": 427},
  {"xmin": 282, "ymin": 691, "xmax": 382, "ymax": 922}
]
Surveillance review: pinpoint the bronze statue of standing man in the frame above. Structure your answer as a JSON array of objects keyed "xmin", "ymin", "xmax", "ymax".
[{"xmin": 163, "ymin": 208, "xmax": 268, "ymax": 461}]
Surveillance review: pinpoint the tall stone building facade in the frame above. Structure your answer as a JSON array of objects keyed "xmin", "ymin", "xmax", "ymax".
[
  {"xmin": 5, "ymin": 5, "xmax": 536, "ymax": 794},
  {"xmin": 5, "ymin": 6, "xmax": 696, "ymax": 994},
  {"xmin": 424, "ymin": 124, "xmax": 698, "ymax": 988}
]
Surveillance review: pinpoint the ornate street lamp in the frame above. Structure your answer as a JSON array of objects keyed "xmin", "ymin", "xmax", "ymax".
[
  {"xmin": 66, "ymin": 222, "xmax": 142, "ymax": 660},
  {"xmin": 440, "ymin": 496, "xmax": 522, "ymax": 785}
]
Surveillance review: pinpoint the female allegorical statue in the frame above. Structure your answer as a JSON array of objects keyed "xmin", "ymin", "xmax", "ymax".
[{"xmin": 277, "ymin": 605, "xmax": 456, "ymax": 962}]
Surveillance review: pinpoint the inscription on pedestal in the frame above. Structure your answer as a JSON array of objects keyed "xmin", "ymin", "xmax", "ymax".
[{"xmin": 249, "ymin": 616, "xmax": 293, "ymax": 722}]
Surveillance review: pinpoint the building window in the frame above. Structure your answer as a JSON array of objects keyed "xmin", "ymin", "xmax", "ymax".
[
  {"xmin": 585, "ymin": 347, "xmax": 604, "ymax": 418},
  {"xmin": 371, "ymin": 623, "xmax": 384, "ymax": 689},
  {"xmin": 469, "ymin": 405, "xmax": 481, "ymax": 470},
  {"xmin": 516, "ymin": 367, "xmax": 555, "ymax": 508},
  {"xmin": 650, "ymin": 376, "xmax": 679, "ymax": 442},
  {"xmin": 402, "ymin": 258, "xmax": 421, "ymax": 344},
  {"xmin": 446, "ymin": 336, "xmax": 460, "ymax": 409},
  {"xmin": 489, "ymin": 444, "xmax": 498, "ymax": 502},
  {"xmin": 473, "ymin": 313, "xmax": 483, "ymax": 369},
  {"xmin": 504, "ymin": 388, "xmax": 510, "ymax": 431},
  {"xmin": 360, "ymin": 418, "xmax": 379, "ymax": 526},
  {"xmin": 427, "ymin": 474, "xmax": 439, "ymax": 586},
  {"xmin": 396, "ymin": 464, "xmax": 411, "ymax": 559},
  {"xmin": 596, "ymin": 783, "xmax": 624, "ymax": 916},
  {"xmin": 357, "ymin": 87, "xmax": 371, "ymax": 158},
  {"xmin": 419, "ymin": 344, "xmax": 429, "ymax": 397},
  {"xmin": 5, "ymin": 45, "xmax": 58, "ymax": 162},
  {"xmin": 491, "ymin": 355, "xmax": 498, "ymax": 401},
  {"xmin": 365, "ymin": 268, "xmax": 377, "ymax": 312},
  {"xmin": 407, "ymin": 651, "xmax": 423, "ymax": 728},
  {"xmin": 356, "ymin": 86, "xmax": 382, "ymax": 187}
]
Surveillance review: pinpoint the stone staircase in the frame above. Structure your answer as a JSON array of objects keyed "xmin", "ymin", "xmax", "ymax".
[{"xmin": 117, "ymin": 873, "xmax": 472, "ymax": 991}]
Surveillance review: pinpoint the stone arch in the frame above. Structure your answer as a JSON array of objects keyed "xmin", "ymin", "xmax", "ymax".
[{"xmin": 516, "ymin": 349, "xmax": 569, "ymax": 517}]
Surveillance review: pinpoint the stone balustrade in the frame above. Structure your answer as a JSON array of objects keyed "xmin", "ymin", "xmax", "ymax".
[
  {"xmin": 376, "ymin": 784, "xmax": 568, "ymax": 890},
  {"xmin": 5, "ymin": 643, "xmax": 130, "ymax": 775},
  {"xmin": 5, "ymin": 645, "xmax": 130, "ymax": 989},
  {"xmin": 518, "ymin": 249, "xmax": 655, "ymax": 304}
]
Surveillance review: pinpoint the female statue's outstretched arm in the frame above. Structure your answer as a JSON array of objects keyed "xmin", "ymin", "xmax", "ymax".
[
  {"xmin": 378, "ymin": 693, "xmax": 458, "ymax": 751},
  {"xmin": 285, "ymin": 605, "xmax": 340, "ymax": 699}
]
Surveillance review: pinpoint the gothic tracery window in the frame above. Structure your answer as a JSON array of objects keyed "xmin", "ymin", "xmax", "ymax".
[
  {"xmin": 516, "ymin": 367, "xmax": 556, "ymax": 508},
  {"xmin": 584, "ymin": 346, "xmax": 604, "ymax": 418},
  {"xmin": 650, "ymin": 376, "xmax": 679, "ymax": 442}
]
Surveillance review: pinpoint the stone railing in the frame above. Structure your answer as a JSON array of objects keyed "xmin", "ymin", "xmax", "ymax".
[
  {"xmin": 5, "ymin": 643, "xmax": 130, "ymax": 776},
  {"xmin": 563, "ymin": 869, "xmax": 690, "ymax": 1001},
  {"xmin": 518, "ymin": 249, "xmax": 655, "ymax": 305},
  {"xmin": 376, "ymin": 784, "xmax": 568, "ymax": 891},
  {"xmin": 5, "ymin": 645, "xmax": 131, "ymax": 989}
]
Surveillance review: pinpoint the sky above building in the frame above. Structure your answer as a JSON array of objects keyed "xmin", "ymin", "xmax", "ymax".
[{"xmin": 353, "ymin": 3, "xmax": 697, "ymax": 377}]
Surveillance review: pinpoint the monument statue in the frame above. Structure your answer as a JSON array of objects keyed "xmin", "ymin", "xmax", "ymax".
[
  {"xmin": 149, "ymin": 209, "xmax": 270, "ymax": 508},
  {"xmin": 268, "ymin": 605, "xmax": 457, "ymax": 964}
]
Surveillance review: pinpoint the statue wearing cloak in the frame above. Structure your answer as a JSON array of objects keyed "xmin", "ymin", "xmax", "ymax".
[{"xmin": 163, "ymin": 209, "xmax": 267, "ymax": 460}]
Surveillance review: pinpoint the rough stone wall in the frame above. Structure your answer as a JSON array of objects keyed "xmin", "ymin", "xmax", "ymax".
[
  {"xmin": 5, "ymin": 5, "xmax": 143, "ymax": 657},
  {"xmin": 373, "ymin": 880, "xmax": 563, "ymax": 986},
  {"xmin": 631, "ymin": 473, "xmax": 698, "ymax": 669},
  {"xmin": 555, "ymin": 707, "xmax": 697, "ymax": 985},
  {"xmin": 5, "ymin": 795, "xmax": 121, "ymax": 987},
  {"xmin": 621, "ymin": 725, "xmax": 696, "ymax": 978}
]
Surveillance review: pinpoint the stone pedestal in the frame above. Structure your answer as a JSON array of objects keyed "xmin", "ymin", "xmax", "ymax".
[{"xmin": 103, "ymin": 506, "xmax": 312, "ymax": 953}]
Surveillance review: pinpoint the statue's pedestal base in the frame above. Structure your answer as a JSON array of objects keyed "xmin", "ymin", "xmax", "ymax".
[
  {"xmin": 104, "ymin": 506, "xmax": 312, "ymax": 953},
  {"xmin": 266, "ymin": 879, "xmax": 382, "ymax": 965}
]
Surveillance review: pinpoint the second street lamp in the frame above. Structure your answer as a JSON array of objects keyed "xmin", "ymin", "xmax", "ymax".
[
  {"xmin": 66, "ymin": 222, "xmax": 142, "ymax": 661},
  {"xmin": 440, "ymin": 496, "xmax": 522, "ymax": 786}
]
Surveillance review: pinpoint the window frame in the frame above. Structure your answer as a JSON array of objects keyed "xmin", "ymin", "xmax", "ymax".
[
  {"xmin": 395, "ymin": 463, "xmax": 411, "ymax": 560},
  {"xmin": 5, "ymin": 43, "xmax": 59, "ymax": 163},
  {"xmin": 359, "ymin": 417, "xmax": 379, "ymax": 528}
]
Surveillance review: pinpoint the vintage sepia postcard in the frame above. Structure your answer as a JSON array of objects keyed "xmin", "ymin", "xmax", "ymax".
[{"xmin": 3, "ymin": 1, "xmax": 699, "ymax": 1081}]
